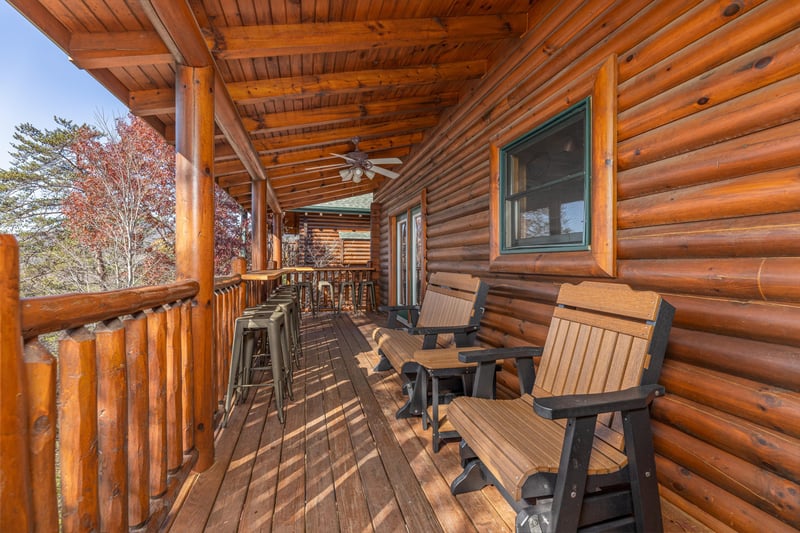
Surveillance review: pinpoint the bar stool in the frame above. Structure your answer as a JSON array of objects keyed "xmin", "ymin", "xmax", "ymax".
[
  {"xmin": 357, "ymin": 279, "xmax": 377, "ymax": 313},
  {"xmin": 315, "ymin": 279, "xmax": 335, "ymax": 314},
  {"xmin": 291, "ymin": 273, "xmax": 313, "ymax": 313},
  {"xmin": 224, "ymin": 309, "xmax": 289, "ymax": 425},
  {"xmin": 258, "ymin": 296, "xmax": 302, "ymax": 369},
  {"xmin": 337, "ymin": 279, "xmax": 356, "ymax": 314}
]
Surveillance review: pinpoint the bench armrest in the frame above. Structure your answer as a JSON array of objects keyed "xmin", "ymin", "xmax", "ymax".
[
  {"xmin": 406, "ymin": 324, "xmax": 480, "ymax": 349},
  {"xmin": 458, "ymin": 346, "xmax": 542, "ymax": 363},
  {"xmin": 534, "ymin": 384, "xmax": 665, "ymax": 420},
  {"xmin": 380, "ymin": 304, "xmax": 421, "ymax": 328}
]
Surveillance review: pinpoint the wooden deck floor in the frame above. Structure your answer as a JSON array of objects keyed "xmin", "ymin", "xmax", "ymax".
[{"xmin": 166, "ymin": 313, "xmax": 709, "ymax": 532}]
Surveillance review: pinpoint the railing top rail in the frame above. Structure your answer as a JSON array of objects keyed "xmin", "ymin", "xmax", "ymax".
[
  {"xmin": 21, "ymin": 279, "xmax": 199, "ymax": 339},
  {"xmin": 214, "ymin": 274, "xmax": 242, "ymax": 290}
]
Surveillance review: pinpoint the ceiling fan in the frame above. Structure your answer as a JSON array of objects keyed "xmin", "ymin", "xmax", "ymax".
[{"xmin": 306, "ymin": 137, "xmax": 403, "ymax": 183}]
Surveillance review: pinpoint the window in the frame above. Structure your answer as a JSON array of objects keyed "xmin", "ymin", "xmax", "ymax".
[
  {"xmin": 489, "ymin": 55, "xmax": 618, "ymax": 278},
  {"xmin": 501, "ymin": 99, "xmax": 590, "ymax": 252}
]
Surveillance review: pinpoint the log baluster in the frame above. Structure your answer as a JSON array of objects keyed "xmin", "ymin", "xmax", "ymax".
[
  {"xmin": 180, "ymin": 301, "xmax": 195, "ymax": 453},
  {"xmin": 165, "ymin": 303, "xmax": 183, "ymax": 472},
  {"xmin": 125, "ymin": 313, "xmax": 150, "ymax": 527},
  {"xmin": 147, "ymin": 307, "xmax": 168, "ymax": 499}
]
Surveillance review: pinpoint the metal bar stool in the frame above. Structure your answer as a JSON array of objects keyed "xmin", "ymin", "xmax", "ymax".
[
  {"xmin": 337, "ymin": 279, "xmax": 356, "ymax": 314},
  {"xmin": 290, "ymin": 273, "xmax": 313, "ymax": 314},
  {"xmin": 224, "ymin": 309, "xmax": 289, "ymax": 425},
  {"xmin": 255, "ymin": 296, "xmax": 302, "ymax": 370},
  {"xmin": 356, "ymin": 279, "xmax": 377, "ymax": 314},
  {"xmin": 315, "ymin": 279, "xmax": 335, "ymax": 314}
]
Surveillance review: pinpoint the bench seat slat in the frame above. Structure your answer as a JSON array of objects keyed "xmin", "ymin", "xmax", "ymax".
[{"xmin": 449, "ymin": 394, "xmax": 628, "ymax": 501}]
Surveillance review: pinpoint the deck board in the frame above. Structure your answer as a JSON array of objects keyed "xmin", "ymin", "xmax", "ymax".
[{"xmin": 168, "ymin": 312, "xmax": 708, "ymax": 532}]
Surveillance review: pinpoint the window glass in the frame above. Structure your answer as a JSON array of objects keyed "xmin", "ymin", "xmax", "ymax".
[{"xmin": 501, "ymin": 99, "xmax": 590, "ymax": 252}]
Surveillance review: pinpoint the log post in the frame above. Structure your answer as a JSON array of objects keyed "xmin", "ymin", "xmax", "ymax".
[
  {"xmin": 272, "ymin": 211, "xmax": 282, "ymax": 268},
  {"xmin": 0, "ymin": 235, "xmax": 33, "ymax": 532},
  {"xmin": 175, "ymin": 64, "xmax": 215, "ymax": 472},
  {"xmin": 252, "ymin": 180, "xmax": 268, "ymax": 270}
]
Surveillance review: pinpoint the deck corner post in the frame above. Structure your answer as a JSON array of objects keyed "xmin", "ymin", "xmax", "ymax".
[
  {"xmin": 0, "ymin": 234, "xmax": 34, "ymax": 532},
  {"xmin": 175, "ymin": 63, "xmax": 216, "ymax": 472}
]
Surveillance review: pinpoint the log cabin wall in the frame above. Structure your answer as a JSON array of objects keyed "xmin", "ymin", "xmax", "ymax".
[
  {"xmin": 293, "ymin": 212, "xmax": 371, "ymax": 266},
  {"xmin": 374, "ymin": 1, "xmax": 800, "ymax": 531}
]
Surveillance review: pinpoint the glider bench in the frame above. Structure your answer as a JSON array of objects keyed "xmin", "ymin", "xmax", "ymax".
[
  {"xmin": 372, "ymin": 271, "xmax": 489, "ymax": 417},
  {"xmin": 448, "ymin": 282, "xmax": 675, "ymax": 533}
]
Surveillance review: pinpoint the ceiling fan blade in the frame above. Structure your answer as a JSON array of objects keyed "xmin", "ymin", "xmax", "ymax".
[
  {"xmin": 371, "ymin": 165, "xmax": 400, "ymax": 179},
  {"xmin": 331, "ymin": 152, "xmax": 357, "ymax": 163},
  {"xmin": 368, "ymin": 157, "xmax": 403, "ymax": 165}
]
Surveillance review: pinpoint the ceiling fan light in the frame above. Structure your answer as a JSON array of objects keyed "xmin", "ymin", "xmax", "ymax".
[
  {"xmin": 366, "ymin": 170, "xmax": 376, "ymax": 180},
  {"xmin": 354, "ymin": 167, "xmax": 364, "ymax": 177},
  {"xmin": 339, "ymin": 168, "xmax": 351, "ymax": 181},
  {"xmin": 353, "ymin": 174, "xmax": 362, "ymax": 183}
]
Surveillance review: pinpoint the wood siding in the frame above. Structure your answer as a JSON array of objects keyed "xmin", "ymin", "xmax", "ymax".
[
  {"xmin": 290, "ymin": 212, "xmax": 371, "ymax": 266},
  {"xmin": 375, "ymin": 1, "xmax": 800, "ymax": 531}
]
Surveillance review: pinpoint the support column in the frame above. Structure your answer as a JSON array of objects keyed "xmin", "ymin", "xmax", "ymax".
[
  {"xmin": 175, "ymin": 64, "xmax": 215, "ymax": 472},
  {"xmin": 271, "ymin": 212, "xmax": 282, "ymax": 269},
  {"xmin": 251, "ymin": 180, "xmax": 268, "ymax": 270}
]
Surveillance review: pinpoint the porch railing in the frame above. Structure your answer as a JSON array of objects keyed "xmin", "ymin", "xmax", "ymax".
[{"xmin": 0, "ymin": 235, "xmax": 247, "ymax": 532}]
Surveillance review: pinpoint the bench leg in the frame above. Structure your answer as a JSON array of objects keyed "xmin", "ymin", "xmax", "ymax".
[
  {"xmin": 373, "ymin": 353, "xmax": 393, "ymax": 372},
  {"xmin": 396, "ymin": 372, "xmax": 424, "ymax": 419},
  {"xmin": 450, "ymin": 459, "xmax": 489, "ymax": 494}
]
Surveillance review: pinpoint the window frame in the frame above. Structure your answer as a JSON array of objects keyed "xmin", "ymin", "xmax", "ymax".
[
  {"xmin": 489, "ymin": 54, "xmax": 618, "ymax": 277},
  {"xmin": 499, "ymin": 98, "xmax": 592, "ymax": 253}
]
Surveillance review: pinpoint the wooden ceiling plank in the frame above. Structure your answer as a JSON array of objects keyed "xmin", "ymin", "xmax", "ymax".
[
  {"xmin": 241, "ymin": 92, "xmax": 459, "ymax": 133},
  {"xmin": 208, "ymin": 14, "xmax": 527, "ymax": 60}
]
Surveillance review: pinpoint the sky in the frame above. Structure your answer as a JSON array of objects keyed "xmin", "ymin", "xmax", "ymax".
[{"xmin": 0, "ymin": 2, "xmax": 129, "ymax": 169}]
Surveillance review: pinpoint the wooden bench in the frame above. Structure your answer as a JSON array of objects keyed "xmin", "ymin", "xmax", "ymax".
[
  {"xmin": 448, "ymin": 282, "xmax": 675, "ymax": 532},
  {"xmin": 372, "ymin": 272, "xmax": 489, "ymax": 417}
]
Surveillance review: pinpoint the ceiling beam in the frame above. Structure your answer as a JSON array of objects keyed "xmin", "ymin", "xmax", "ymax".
[
  {"xmin": 69, "ymin": 30, "xmax": 172, "ymax": 69},
  {"xmin": 216, "ymin": 132, "xmax": 424, "ymax": 165},
  {"xmin": 139, "ymin": 0, "xmax": 281, "ymax": 213},
  {"xmin": 247, "ymin": 115, "xmax": 440, "ymax": 153},
  {"xmin": 62, "ymin": 14, "xmax": 525, "ymax": 69},
  {"xmin": 241, "ymin": 93, "xmax": 459, "ymax": 134},
  {"xmin": 129, "ymin": 60, "xmax": 486, "ymax": 114},
  {"xmin": 207, "ymin": 14, "xmax": 527, "ymax": 60}
]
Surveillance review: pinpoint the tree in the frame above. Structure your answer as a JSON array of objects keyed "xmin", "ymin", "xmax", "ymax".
[{"xmin": 0, "ymin": 114, "xmax": 247, "ymax": 296}]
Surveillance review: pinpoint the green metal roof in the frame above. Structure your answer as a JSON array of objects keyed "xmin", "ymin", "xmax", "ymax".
[{"xmin": 291, "ymin": 193, "xmax": 372, "ymax": 214}]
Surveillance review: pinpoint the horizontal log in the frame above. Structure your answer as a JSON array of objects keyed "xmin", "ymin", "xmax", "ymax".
[
  {"xmin": 619, "ymin": 27, "xmax": 800, "ymax": 143},
  {"xmin": 618, "ymin": 166, "xmax": 800, "ymax": 229},
  {"xmin": 653, "ymin": 420, "xmax": 800, "ymax": 527},
  {"xmin": 425, "ymin": 211, "xmax": 488, "ymax": 239},
  {"xmin": 426, "ymin": 244, "xmax": 488, "ymax": 263},
  {"xmin": 618, "ymin": 0, "xmax": 800, "ymax": 111},
  {"xmin": 653, "ymin": 393, "xmax": 800, "ymax": 486},
  {"xmin": 617, "ymin": 0, "xmax": 760, "ymax": 83},
  {"xmin": 426, "ymin": 184, "xmax": 489, "ymax": 217},
  {"xmin": 617, "ymin": 257, "xmax": 800, "ymax": 302},
  {"xmin": 425, "ymin": 261, "xmax": 489, "ymax": 276},
  {"xmin": 427, "ymin": 228, "xmax": 487, "ymax": 250},
  {"xmin": 659, "ymin": 485, "xmax": 738, "ymax": 533},
  {"xmin": 214, "ymin": 275, "xmax": 242, "ymax": 290},
  {"xmin": 619, "ymin": 72, "xmax": 800, "ymax": 165},
  {"xmin": 655, "ymin": 454, "xmax": 797, "ymax": 533},
  {"xmin": 481, "ymin": 310, "xmax": 550, "ymax": 344},
  {"xmin": 426, "ymin": 195, "xmax": 488, "ymax": 226},
  {"xmin": 485, "ymin": 295, "xmax": 555, "ymax": 327},
  {"xmin": 618, "ymin": 121, "xmax": 800, "ymax": 199},
  {"xmin": 667, "ymin": 327, "xmax": 800, "ymax": 391},
  {"xmin": 618, "ymin": 212, "xmax": 800, "ymax": 259},
  {"xmin": 660, "ymin": 360, "xmax": 800, "ymax": 440},
  {"xmin": 21, "ymin": 280, "xmax": 198, "ymax": 339}
]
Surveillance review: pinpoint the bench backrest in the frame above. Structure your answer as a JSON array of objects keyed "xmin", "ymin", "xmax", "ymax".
[
  {"xmin": 417, "ymin": 272, "xmax": 489, "ymax": 346},
  {"xmin": 534, "ymin": 282, "xmax": 674, "ymax": 451}
]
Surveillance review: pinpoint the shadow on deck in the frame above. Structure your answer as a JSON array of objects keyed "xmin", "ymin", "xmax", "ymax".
[{"xmin": 166, "ymin": 313, "xmax": 708, "ymax": 532}]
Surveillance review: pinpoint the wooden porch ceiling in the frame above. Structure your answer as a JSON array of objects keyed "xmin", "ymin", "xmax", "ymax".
[{"xmin": 10, "ymin": 0, "xmax": 533, "ymax": 212}]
